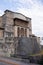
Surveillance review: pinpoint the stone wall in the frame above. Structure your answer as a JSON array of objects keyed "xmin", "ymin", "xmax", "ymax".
[
  {"xmin": 0, "ymin": 37, "xmax": 41, "ymax": 57},
  {"xmin": 14, "ymin": 19, "xmax": 28, "ymax": 28},
  {"xmin": 14, "ymin": 37, "xmax": 41, "ymax": 56},
  {"xmin": 0, "ymin": 17, "xmax": 2, "ymax": 27}
]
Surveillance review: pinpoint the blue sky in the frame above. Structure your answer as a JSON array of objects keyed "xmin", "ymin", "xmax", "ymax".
[{"xmin": 0, "ymin": 0, "xmax": 43, "ymax": 38}]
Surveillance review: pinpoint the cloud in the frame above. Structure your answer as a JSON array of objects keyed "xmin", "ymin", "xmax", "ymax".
[
  {"xmin": 18, "ymin": 0, "xmax": 33, "ymax": 4},
  {"xmin": 16, "ymin": 0, "xmax": 43, "ymax": 37},
  {"xmin": 4, "ymin": 0, "xmax": 15, "ymax": 2},
  {"xmin": 0, "ymin": 10, "xmax": 4, "ymax": 16},
  {"xmin": 0, "ymin": 0, "xmax": 43, "ymax": 37},
  {"xmin": 0, "ymin": 0, "xmax": 43, "ymax": 44}
]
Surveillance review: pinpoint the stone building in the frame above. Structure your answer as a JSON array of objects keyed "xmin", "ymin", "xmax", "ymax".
[{"xmin": 0, "ymin": 10, "xmax": 40, "ymax": 56}]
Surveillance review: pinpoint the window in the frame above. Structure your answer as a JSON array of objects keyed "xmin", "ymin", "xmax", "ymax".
[
  {"xmin": 21, "ymin": 28, "xmax": 24, "ymax": 37},
  {"xmin": 6, "ymin": 32, "xmax": 13, "ymax": 37}
]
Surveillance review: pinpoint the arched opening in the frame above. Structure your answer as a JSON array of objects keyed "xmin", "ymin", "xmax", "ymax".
[
  {"xmin": 25, "ymin": 29, "xmax": 27, "ymax": 37},
  {"xmin": 21, "ymin": 28, "xmax": 24, "ymax": 37},
  {"xmin": 17, "ymin": 27, "xmax": 20, "ymax": 37}
]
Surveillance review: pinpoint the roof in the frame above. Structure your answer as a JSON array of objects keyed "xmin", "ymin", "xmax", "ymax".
[{"xmin": 4, "ymin": 10, "xmax": 31, "ymax": 22}]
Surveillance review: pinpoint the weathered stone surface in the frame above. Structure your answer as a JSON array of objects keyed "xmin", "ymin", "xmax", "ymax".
[
  {"xmin": 0, "ymin": 10, "xmax": 41, "ymax": 57},
  {"xmin": 14, "ymin": 37, "xmax": 40, "ymax": 56}
]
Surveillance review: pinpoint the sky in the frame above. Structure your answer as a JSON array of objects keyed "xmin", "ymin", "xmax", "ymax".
[{"xmin": 0, "ymin": 0, "xmax": 43, "ymax": 38}]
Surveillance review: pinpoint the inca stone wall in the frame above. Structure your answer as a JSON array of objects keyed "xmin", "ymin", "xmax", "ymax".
[
  {"xmin": 14, "ymin": 37, "xmax": 40, "ymax": 56},
  {"xmin": 0, "ymin": 37, "xmax": 41, "ymax": 57}
]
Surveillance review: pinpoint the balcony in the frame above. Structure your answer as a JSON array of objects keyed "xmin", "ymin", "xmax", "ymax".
[
  {"xmin": 5, "ymin": 37, "xmax": 14, "ymax": 43},
  {"xmin": 5, "ymin": 40, "xmax": 14, "ymax": 43},
  {"xmin": 4, "ymin": 35, "xmax": 14, "ymax": 38},
  {"xmin": 4, "ymin": 32, "xmax": 14, "ymax": 38}
]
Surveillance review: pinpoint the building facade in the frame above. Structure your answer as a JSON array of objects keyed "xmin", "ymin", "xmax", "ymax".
[{"xmin": 0, "ymin": 10, "xmax": 40, "ymax": 56}]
